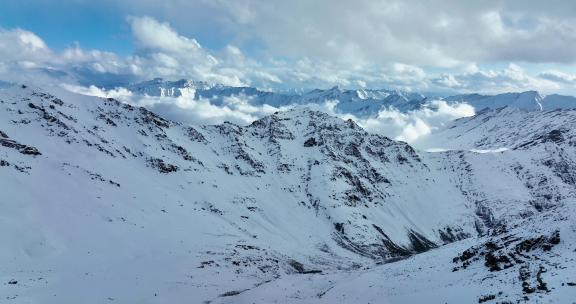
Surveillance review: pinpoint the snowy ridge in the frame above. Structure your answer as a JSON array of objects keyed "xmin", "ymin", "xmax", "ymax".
[
  {"xmin": 444, "ymin": 91, "xmax": 576, "ymax": 111},
  {"xmin": 1, "ymin": 84, "xmax": 576, "ymax": 303}
]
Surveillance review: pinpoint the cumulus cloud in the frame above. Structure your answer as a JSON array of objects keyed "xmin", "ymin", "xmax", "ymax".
[
  {"xmin": 538, "ymin": 70, "xmax": 576, "ymax": 85},
  {"xmin": 380, "ymin": 64, "xmax": 428, "ymax": 90},
  {"xmin": 61, "ymin": 46, "xmax": 137, "ymax": 75},
  {"xmin": 61, "ymin": 83, "xmax": 134, "ymax": 99},
  {"xmin": 0, "ymin": 28, "xmax": 51, "ymax": 62},
  {"xmin": 432, "ymin": 64, "xmax": 561, "ymax": 93},
  {"xmin": 130, "ymin": 16, "xmax": 205, "ymax": 53},
  {"xmin": 0, "ymin": 28, "xmax": 63, "ymax": 84},
  {"xmin": 126, "ymin": 16, "xmax": 246, "ymax": 86}
]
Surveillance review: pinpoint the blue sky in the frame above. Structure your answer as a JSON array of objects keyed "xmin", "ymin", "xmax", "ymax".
[
  {"xmin": 0, "ymin": 1, "xmax": 132, "ymax": 54},
  {"xmin": 1, "ymin": 0, "xmax": 576, "ymax": 94}
]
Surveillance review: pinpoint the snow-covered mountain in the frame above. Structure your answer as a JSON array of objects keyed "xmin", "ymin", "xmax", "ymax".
[
  {"xmin": 123, "ymin": 78, "xmax": 576, "ymax": 117},
  {"xmin": 420, "ymin": 106, "xmax": 576, "ymax": 150},
  {"xmin": 444, "ymin": 91, "xmax": 576, "ymax": 111},
  {"xmin": 126, "ymin": 78, "xmax": 219, "ymax": 97},
  {"xmin": 125, "ymin": 78, "xmax": 429, "ymax": 116},
  {"xmin": 1, "ymin": 84, "xmax": 576, "ymax": 303}
]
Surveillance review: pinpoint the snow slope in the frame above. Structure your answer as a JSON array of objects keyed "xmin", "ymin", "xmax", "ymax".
[
  {"xmin": 212, "ymin": 209, "xmax": 576, "ymax": 303},
  {"xmin": 1, "ymin": 84, "xmax": 576, "ymax": 303},
  {"xmin": 418, "ymin": 106, "xmax": 576, "ymax": 150}
]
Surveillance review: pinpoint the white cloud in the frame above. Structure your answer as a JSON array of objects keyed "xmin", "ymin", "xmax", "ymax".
[
  {"xmin": 0, "ymin": 28, "xmax": 59, "ymax": 84},
  {"xmin": 138, "ymin": 94, "xmax": 283, "ymax": 126},
  {"xmin": 354, "ymin": 100, "xmax": 475, "ymax": 142},
  {"xmin": 123, "ymin": 16, "xmax": 298, "ymax": 88},
  {"xmin": 61, "ymin": 84, "xmax": 133, "ymax": 99},
  {"xmin": 380, "ymin": 64, "xmax": 428, "ymax": 90},
  {"xmin": 127, "ymin": 16, "xmax": 243, "ymax": 86},
  {"xmin": 0, "ymin": 28, "xmax": 51, "ymax": 62},
  {"xmin": 538, "ymin": 70, "xmax": 576, "ymax": 85},
  {"xmin": 433, "ymin": 64, "xmax": 561, "ymax": 93},
  {"xmin": 129, "ymin": 16, "xmax": 205, "ymax": 53},
  {"xmin": 434, "ymin": 74, "xmax": 461, "ymax": 88},
  {"xmin": 61, "ymin": 45, "xmax": 135, "ymax": 75}
]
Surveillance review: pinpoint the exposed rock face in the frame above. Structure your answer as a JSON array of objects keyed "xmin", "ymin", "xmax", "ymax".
[
  {"xmin": 147, "ymin": 158, "xmax": 179, "ymax": 173},
  {"xmin": 0, "ymin": 136, "xmax": 41, "ymax": 156}
]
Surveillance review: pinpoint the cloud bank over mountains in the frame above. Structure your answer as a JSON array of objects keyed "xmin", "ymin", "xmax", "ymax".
[{"xmin": 63, "ymin": 82, "xmax": 475, "ymax": 145}]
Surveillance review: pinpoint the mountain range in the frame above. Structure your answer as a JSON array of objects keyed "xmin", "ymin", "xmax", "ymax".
[
  {"xmin": 125, "ymin": 78, "xmax": 576, "ymax": 116},
  {"xmin": 1, "ymin": 82, "xmax": 576, "ymax": 303}
]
